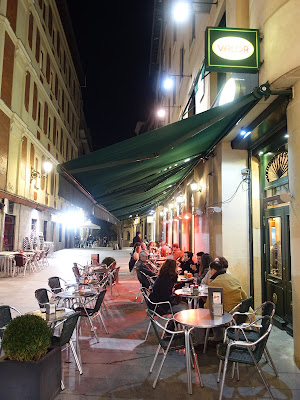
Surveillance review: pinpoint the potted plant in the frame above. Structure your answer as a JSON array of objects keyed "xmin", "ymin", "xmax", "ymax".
[{"xmin": 0, "ymin": 314, "xmax": 61, "ymax": 400}]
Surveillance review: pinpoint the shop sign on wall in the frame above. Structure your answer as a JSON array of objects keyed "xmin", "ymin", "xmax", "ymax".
[{"xmin": 205, "ymin": 27, "xmax": 260, "ymax": 73}]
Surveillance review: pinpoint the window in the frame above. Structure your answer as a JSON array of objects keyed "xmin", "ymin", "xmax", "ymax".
[
  {"xmin": 59, "ymin": 223, "xmax": 62, "ymax": 242},
  {"xmin": 180, "ymin": 46, "xmax": 184, "ymax": 78},
  {"xmin": 39, "ymin": 50, "xmax": 44, "ymax": 71},
  {"xmin": 50, "ymin": 71, "xmax": 54, "ymax": 92},
  {"xmin": 48, "ymin": 117, "xmax": 51, "ymax": 140},
  {"xmin": 43, "ymin": 221, "xmax": 47, "ymax": 241},
  {"xmin": 37, "ymin": 101, "xmax": 42, "ymax": 127}
]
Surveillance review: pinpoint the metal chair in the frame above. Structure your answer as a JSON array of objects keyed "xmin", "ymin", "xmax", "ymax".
[
  {"xmin": 107, "ymin": 266, "xmax": 120, "ymax": 297},
  {"xmin": 72, "ymin": 263, "xmax": 85, "ymax": 283},
  {"xmin": 73, "ymin": 289, "xmax": 108, "ymax": 342},
  {"xmin": 13, "ymin": 254, "xmax": 30, "ymax": 277},
  {"xmin": 34, "ymin": 288, "xmax": 55, "ymax": 309},
  {"xmin": 141, "ymin": 287, "xmax": 174, "ymax": 340},
  {"xmin": 0, "ymin": 305, "xmax": 22, "ymax": 352},
  {"xmin": 147, "ymin": 309, "xmax": 203, "ymax": 391},
  {"xmin": 51, "ymin": 312, "xmax": 81, "ymax": 390},
  {"xmin": 216, "ymin": 315, "xmax": 278, "ymax": 400},
  {"xmin": 48, "ymin": 276, "xmax": 75, "ymax": 294}
]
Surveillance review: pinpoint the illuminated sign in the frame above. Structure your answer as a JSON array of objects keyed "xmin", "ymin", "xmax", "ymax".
[{"xmin": 205, "ymin": 27, "xmax": 259, "ymax": 73}]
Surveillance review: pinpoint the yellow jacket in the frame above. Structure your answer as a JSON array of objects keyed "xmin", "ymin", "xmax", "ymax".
[{"xmin": 205, "ymin": 272, "xmax": 247, "ymax": 313}]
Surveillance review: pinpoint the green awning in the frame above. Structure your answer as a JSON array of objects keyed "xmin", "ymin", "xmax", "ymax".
[{"xmin": 58, "ymin": 86, "xmax": 267, "ymax": 220}]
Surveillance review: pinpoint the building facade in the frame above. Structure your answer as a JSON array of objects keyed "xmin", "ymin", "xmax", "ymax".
[
  {"xmin": 0, "ymin": 0, "xmax": 91, "ymax": 252},
  {"xmin": 150, "ymin": 0, "xmax": 300, "ymax": 367}
]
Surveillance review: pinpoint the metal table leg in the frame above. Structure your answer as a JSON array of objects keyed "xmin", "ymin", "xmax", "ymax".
[{"xmin": 184, "ymin": 327, "xmax": 193, "ymax": 394}]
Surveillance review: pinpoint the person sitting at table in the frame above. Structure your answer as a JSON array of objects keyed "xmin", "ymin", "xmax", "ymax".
[
  {"xmin": 201, "ymin": 255, "xmax": 228, "ymax": 285},
  {"xmin": 129, "ymin": 243, "xmax": 142, "ymax": 272},
  {"xmin": 134, "ymin": 251, "xmax": 157, "ymax": 279},
  {"xmin": 190, "ymin": 251, "xmax": 204, "ymax": 276},
  {"xmin": 172, "ymin": 243, "xmax": 184, "ymax": 261},
  {"xmin": 149, "ymin": 259, "xmax": 188, "ymax": 315},
  {"xmin": 195, "ymin": 252, "xmax": 211, "ymax": 283},
  {"xmin": 159, "ymin": 242, "xmax": 171, "ymax": 257},
  {"xmin": 193, "ymin": 260, "xmax": 247, "ymax": 346},
  {"xmin": 179, "ymin": 251, "xmax": 194, "ymax": 275}
]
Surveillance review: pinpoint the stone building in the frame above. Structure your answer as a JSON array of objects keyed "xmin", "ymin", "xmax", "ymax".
[{"xmin": 0, "ymin": 0, "xmax": 91, "ymax": 251}]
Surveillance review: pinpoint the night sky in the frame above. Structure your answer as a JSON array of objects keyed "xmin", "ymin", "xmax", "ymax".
[{"xmin": 66, "ymin": 0, "xmax": 155, "ymax": 150}]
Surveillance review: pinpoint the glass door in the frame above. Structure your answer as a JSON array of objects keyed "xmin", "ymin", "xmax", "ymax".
[{"xmin": 264, "ymin": 206, "xmax": 292, "ymax": 334}]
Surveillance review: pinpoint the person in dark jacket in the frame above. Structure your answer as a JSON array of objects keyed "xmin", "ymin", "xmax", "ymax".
[
  {"xmin": 179, "ymin": 251, "xmax": 194, "ymax": 275},
  {"xmin": 149, "ymin": 259, "xmax": 188, "ymax": 314},
  {"xmin": 133, "ymin": 231, "xmax": 141, "ymax": 245},
  {"xmin": 191, "ymin": 251, "xmax": 204, "ymax": 275},
  {"xmin": 135, "ymin": 251, "xmax": 157, "ymax": 289}
]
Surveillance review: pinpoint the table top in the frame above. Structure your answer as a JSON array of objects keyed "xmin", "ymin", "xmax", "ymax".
[
  {"xmin": 27, "ymin": 308, "xmax": 75, "ymax": 324},
  {"xmin": 174, "ymin": 308, "xmax": 233, "ymax": 329},
  {"xmin": 175, "ymin": 286, "xmax": 208, "ymax": 298},
  {"xmin": 177, "ymin": 275, "xmax": 195, "ymax": 283},
  {"xmin": 56, "ymin": 288, "xmax": 97, "ymax": 299}
]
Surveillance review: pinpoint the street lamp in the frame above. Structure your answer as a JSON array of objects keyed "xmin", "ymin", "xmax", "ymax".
[
  {"xmin": 172, "ymin": 1, "xmax": 218, "ymax": 23},
  {"xmin": 162, "ymin": 74, "xmax": 192, "ymax": 90},
  {"xmin": 157, "ymin": 105, "xmax": 181, "ymax": 118},
  {"xmin": 30, "ymin": 159, "xmax": 53, "ymax": 183}
]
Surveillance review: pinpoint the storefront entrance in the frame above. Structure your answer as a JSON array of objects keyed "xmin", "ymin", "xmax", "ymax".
[{"xmin": 264, "ymin": 205, "xmax": 292, "ymax": 335}]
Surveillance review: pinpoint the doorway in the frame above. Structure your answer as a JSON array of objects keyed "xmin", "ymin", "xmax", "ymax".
[
  {"xmin": 264, "ymin": 206, "xmax": 292, "ymax": 335},
  {"xmin": 4, "ymin": 215, "xmax": 15, "ymax": 251}
]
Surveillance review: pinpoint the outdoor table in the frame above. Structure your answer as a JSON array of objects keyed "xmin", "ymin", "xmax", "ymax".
[
  {"xmin": 56, "ymin": 288, "xmax": 97, "ymax": 308},
  {"xmin": 27, "ymin": 307, "xmax": 75, "ymax": 328},
  {"xmin": 175, "ymin": 285, "xmax": 208, "ymax": 309},
  {"xmin": 174, "ymin": 309, "xmax": 233, "ymax": 394}
]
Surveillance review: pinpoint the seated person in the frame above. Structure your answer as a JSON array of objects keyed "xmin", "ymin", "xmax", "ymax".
[
  {"xmin": 179, "ymin": 251, "xmax": 194, "ymax": 275},
  {"xmin": 191, "ymin": 251, "xmax": 204, "ymax": 276},
  {"xmin": 172, "ymin": 243, "xmax": 184, "ymax": 261},
  {"xmin": 196, "ymin": 253, "xmax": 212, "ymax": 283},
  {"xmin": 149, "ymin": 259, "xmax": 188, "ymax": 314},
  {"xmin": 201, "ymin": 255, "xmax": 228, "ymax": 285},
  {"xmin": 193, "ymin": 261, "xmax": 247, "ymax": 345},
  {"xmin": 159, "ymin": 242, "xmax": 171, "ymax": 257},
  {"xmin": 129, "ymin": 243, "xmax": 142, "ymax": 272},
  {"xmin": 134, "ymin": 251, "xmax": 157, "ymax": 278}
]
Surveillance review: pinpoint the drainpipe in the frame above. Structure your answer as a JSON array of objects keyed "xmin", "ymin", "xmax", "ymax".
[{"xmin": 248, "ymin": 150, "xmax": 254, "ymax": 298}]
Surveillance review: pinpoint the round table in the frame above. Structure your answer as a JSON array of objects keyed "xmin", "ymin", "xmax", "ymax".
[
  {"xmin": 174, "ymin": 309, "xmax": 233, "ymax": 395},
  {"xmin": 175, "ymin": 286, "xmax": 208, "ymax": 309},
  {"xmin": 28, "ymin": 308, "xmax": 75, "ymax": 327},
  {"xmin": 56, "ymin": 288, "xmax": 97, "ymax": 308}
]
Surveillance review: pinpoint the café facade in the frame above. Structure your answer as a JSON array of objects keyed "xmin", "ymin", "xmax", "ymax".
[{"xmin": 59, "ymin": 0, "xmax": 300, "ymax": 368}]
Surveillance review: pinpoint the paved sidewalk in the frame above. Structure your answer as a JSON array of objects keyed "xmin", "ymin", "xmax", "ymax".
[{"xmin": 1, "ymin": 248, "xmax": 300, "ymax": 399}]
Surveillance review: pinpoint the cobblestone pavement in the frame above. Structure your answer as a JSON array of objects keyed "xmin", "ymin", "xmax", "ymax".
[{"xmin": 1, "ymin": 248, "xmax": 299, "ymax": 399}]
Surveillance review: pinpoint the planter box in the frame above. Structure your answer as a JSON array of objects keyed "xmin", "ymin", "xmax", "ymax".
[{"xmin": 0, "ymin": 346, "xmax": 61, "ymax": 400}]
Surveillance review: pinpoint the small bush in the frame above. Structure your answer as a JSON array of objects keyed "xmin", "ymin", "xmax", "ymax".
[
  {"xmin": 101, "ymin": 257, "xmax": 115, "ymax": 267},
  {"xmin": 2, "ymin": 314, "xmax": 52, "ymax": 362}
]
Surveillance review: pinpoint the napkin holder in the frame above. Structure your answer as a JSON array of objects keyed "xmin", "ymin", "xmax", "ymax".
[
  {"xmin": 208, "ymin": 287, "xmax": 224, "ymax": 316},
  {"xmin": 45, "ymin": 303, "xmax": 56, "ymax": 315}
]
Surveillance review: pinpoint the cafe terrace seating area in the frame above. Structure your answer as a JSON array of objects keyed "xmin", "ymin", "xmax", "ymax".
[{"xmin": 0, "ymin": 247, "xmax": 299, "ymax": 399}]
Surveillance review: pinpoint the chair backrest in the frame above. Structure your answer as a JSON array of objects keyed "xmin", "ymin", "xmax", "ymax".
[
  {"xmin": 236, "ymin": 296, "xmax": 253, "ymax": 325},
  {"xmin": 141, "ymin": 287, "xmax": 171, "ymax": 316},
  {"xmin": 14, "ymin": 254, "xmax": 25, "ymax": 267},
  {"xmin": 137, "ymin": 270, "xmax": 153, "ymax": 289},
  {"xmin": 0, "ymin": 305, "xmax": 12, "ymax": 328},
  {"xmin": 48, "ymin": 276, "xmax": 62, "ymax": 294},
  {"xmin": 92, "ymin": 289, "xmax": 107, "ymax": 313},
  {"xmin": 261, "ymin": 301, "xmax": 275, "ymax": 330},
  {"xmin": 58, "ymin": 312, "xmax": 80, "ymax": 346},
  {"xmin": 252, "ymin": 315, "xmax": 273, "ymax": 362},
  {"xmin": 72, "ymin": 264, "xmax": 81, "ymax": 283},
  {"xmin": 91, "ymin": 254, "xmax": 99, "ymax": 264},
  {"xmin": 146, "ymin": 309, "xmax": 180, "ymax": 351},
  {"xmin": 111, "ymin": 266, "xmax": 120, "ymax": 284},
  {"xmin": 35, "ymin": 288, "xmax": 50, "ymax": 307}
]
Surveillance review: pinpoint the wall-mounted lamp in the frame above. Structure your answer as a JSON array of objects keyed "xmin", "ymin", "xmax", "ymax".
[
  {"xmin": 172, "ymin": 1, "xmax": 218, "ymax": 23},
  {"xmin": 157, "ymin": 105, "xmax": 181, "ymax": 119},
  {"xmin": 163, "ymin": 75, "xmax": 192, "ymax": 91},
  {"xmin": 190, "ymin": 178, "xmax": 202, "ymax": 192},
  {"xmin": 30, "ymin": 160, "xmax": 53, "ymax": 183},
  {"xmin": 176, "ymin": 193, "xmax": 184, "ymax": 203}
]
